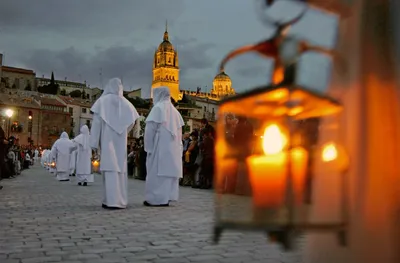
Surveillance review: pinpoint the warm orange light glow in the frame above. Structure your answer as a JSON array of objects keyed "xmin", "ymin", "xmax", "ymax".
[
  {"xmin": 262, "ymin": 124, "xmax": 287, "ymax": 155},
  {"xmin": 320, "ymin": 142, "xmax": 349, "ymax": 172},
  {"xmin": 247, "ymin": 123, "xmax": 308, "ymax": 208},
  {"xmin": 322, "ymin": 143, "xmax": 338, "ymax": 162},
  {"xmin": 273, "ymin": 67, "xmax": 285, "ymax": 84},
  {"xmin": 92, "ymin": 160, "xmax": 99, "ymax": 167}
]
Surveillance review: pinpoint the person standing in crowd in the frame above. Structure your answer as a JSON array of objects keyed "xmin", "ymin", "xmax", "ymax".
[
  {"xmin": 138, "ymin": 137, "xmax": 147, "ymax": 180},
  {"xmin": 73, "ymin": 125, "xmax": 92, "ymax": 186},
  {"xmin": 144, "ymin": 87, "xmax": 184, "ymax": 207},
  {"xmin": 90, "ymin": 78, "xmax": 139, "ymax": 210},
  {"xmin": 51, "ymin": 132, "xmax": 76, "ymax": 182},
  {"xmin": 23, "ymin": 150, "xmax": 31, "ymax": 169},
  {"xmin": 0, "ymin": 126, "xmax": 7, "ymax": 189},
  {"xmin": 181, "ymin": 130, "xmax": 199, "ymax": 186},
  {"xmin": 199, "ymin": 128, "xmax": 215, "ymax": 189}
]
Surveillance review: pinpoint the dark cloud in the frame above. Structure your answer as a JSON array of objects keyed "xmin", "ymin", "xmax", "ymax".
[
  {"xmin": 0, "ymin": 0, "xmax": 185, "ymax": 37},
  {"xmin": 227, "ymin": 53, "xmax": 274, "ymax": 78},
  {"xmin": 20, "ymin": 38, "xmax": 216, "ymax": 91}
]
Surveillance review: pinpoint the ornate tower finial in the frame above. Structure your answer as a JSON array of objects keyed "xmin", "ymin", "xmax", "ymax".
[{"xmin": 163, "ymin": 20, "xmax": 169, "ymax": 41}]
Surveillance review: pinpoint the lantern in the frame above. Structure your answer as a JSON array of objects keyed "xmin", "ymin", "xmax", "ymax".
[
  {"xmin": 92, "ymin": 155, "xmax": 100, "ymax": 174},
  {"xmin": 50, "ymin": 161, "xmax": 56, "ymax": 168},
  {"xmin": 213, "ymin": 1, "xmax": 350, "ymax": 250}
]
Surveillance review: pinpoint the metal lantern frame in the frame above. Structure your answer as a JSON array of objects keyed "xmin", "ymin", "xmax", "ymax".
[
  {"xmin": 91, "ymin": 154, "xmax": 100, "ymax": 174},
  {"xmin": 213, "ymin": 65, "xmax": 349, "ymax": 250},
  {"xmin": 212, "ymin": 1, "xmax": 351, "ymax": 250}
]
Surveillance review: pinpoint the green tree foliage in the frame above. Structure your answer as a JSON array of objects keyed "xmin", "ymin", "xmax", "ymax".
[
  {"xmin": 24, "ymin": 83, "xmax": 32, "ymax": 91},
  {"xmin": 69, "ymin": 90, "xmax": 82, "ymax": 98},
  {"xmin": 60, "ymin": 89, "xmax": 66, "ymax": 96}
]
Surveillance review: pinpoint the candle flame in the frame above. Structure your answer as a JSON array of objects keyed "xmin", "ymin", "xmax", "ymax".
[
  {"xmin": 262, "ymin": 124, "xmax": 286, "ymax": 155},
  {"xmin": 322, "ymin": 143, "xmax": 337, "ymax": 162}
]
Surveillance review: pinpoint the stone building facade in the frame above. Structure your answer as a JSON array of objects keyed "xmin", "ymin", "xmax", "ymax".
[
  {"xmin": 152, "ymin": 23, "xmax": 180, "ymax": 102},
  {"xmin": 0, "ymin": 54, "xmax": 37, "ymax": 91},
  {"xmin": 0, "ymin": 89, "xmax": 72, "ymax": 147},
  {"xmin": 39, "ymin": 97, "xmax": 71, "ymax": 147},
  {"xmin": 59, "ymin": 96, "xmax": 93, "ymax": 137}
]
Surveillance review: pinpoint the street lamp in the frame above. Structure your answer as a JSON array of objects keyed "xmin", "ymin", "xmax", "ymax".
[{"xmin": 5, "ymin": 109, "xmax": 13, "ymax": 138}]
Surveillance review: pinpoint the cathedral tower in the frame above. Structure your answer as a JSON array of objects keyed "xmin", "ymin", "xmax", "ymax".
[{"xmin": 151, "ymin": 21, "xmax": 180, "ymax": 101}]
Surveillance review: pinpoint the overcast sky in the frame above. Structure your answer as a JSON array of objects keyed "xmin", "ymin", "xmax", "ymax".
[{"xmin": 0, "ymin": 0, "xmax": 338, "ymax": 97}]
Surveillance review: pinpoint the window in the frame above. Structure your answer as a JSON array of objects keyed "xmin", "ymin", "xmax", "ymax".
[
  {"xmin": 69, "ymin": 107, "xmax": 73, "ymax": 115},
  {"xmin": 82, "ymin": 108, "xmax": 87, "ymax": 113},
  {"xmin": 168, "ymin": 58, "xmax": 171, "ymax": 63},
  {"xmin": 86, "ymin": 119, "xmax": 91, "ymax": 129}
]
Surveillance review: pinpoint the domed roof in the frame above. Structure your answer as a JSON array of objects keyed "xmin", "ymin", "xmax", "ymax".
[
  {"xmin": 158, "ymin": 40, "xmax": 175, "ymax": 52},
  {"xmin": 213, "ymin": 71, "xmax": 231, "ymax": 82}
]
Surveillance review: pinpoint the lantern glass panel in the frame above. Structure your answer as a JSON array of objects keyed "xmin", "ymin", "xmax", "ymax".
[{"xmin": 214, "ymin": 85, "xmax": 343, "ymax": 230}]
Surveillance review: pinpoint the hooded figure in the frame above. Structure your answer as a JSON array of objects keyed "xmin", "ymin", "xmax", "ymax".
[
  {"xmin": 90, "ymin": 78, "xmax": 139, "ymax": 209},
  {"xmin": 51, "ymin": 132, "xmax": 76, "ymax": 181},
  {"xmin": 73, "ymin": 125, "xmax": 93, "ymax": 186},
  {"xmin": 144, "ymin": 86, "xmax": 184, "ymax": 206}
]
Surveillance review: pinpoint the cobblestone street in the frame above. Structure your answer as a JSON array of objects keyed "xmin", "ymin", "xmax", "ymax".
[{"xmin": 0, "ymin": 165, "xmax": 301, "ymax": 263}]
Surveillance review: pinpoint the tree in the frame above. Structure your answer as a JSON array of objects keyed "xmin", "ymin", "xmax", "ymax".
[
  {"xmin": 25, "ymin": 83, "xmax": 32, "ymax": 91},
  {"xmin": 69, "ymin": 90, "xmax": 82, "ymax": 98},
  {"xmin": 69, "ymin": 129, "xmax": 75, "ymax": 138},
  {"xmin": 50, "ymin": 71, "xmax": 55, "ymax": 85},
  {"xmin": 81, "ymin": 90, "xmax": 86, "ymax": 99},
  {"xmin": 60, "ymin": 89, "xmax": 66, "ymax": 96}
]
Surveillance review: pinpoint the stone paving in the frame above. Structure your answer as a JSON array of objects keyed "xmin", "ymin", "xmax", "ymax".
[{"xmin": 0, "ymin": 164, "xmax": 302, "ymax": 263}]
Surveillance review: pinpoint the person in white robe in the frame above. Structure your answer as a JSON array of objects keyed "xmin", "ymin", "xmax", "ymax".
[
  {"xmin": 41, "ymin": 150, "xmax": 47, "ymax": 167},
  {"xmin": 144, "ymin": 86, "xmax": 184, "ymax": 207},
  {"xmin": 69, "ymin": 149, "xmax": 77, "ymax": 176},
  {"xmin": 90, "ymin": 78, "xmax": 139, "ymax": 209},
  {"xmin": 51, "ymin": 132, "xmax": 76, "ymax": 181},
  {"xmin": 72, "ymin": 125, "xmax": 93, "ymax": 186},
  {"xmin": 33, "ymin": 149, "xmax": 39, "ymax": 164}
]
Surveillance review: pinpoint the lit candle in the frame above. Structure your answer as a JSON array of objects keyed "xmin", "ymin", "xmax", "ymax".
[{"xmin": 246, "ymin": 124, "xmax": 308, "ymax": 208}]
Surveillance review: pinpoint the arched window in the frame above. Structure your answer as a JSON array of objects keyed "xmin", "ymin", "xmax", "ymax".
[{"xmin": 166, "ymin": 75, "xmax": 169, "ymax": 80}]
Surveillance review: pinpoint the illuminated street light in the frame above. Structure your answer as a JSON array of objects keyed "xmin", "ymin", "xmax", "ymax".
[
  {"xmin": 28, "ymin": 116, "xmax": 32, "ymax": 120},
  {"xmin": 5, "ymin": 109, "xmax": 14, "ymax": 138},
  {"xmin": 5, "ymin": 109, "xmax": 14, "ymax": 118}
]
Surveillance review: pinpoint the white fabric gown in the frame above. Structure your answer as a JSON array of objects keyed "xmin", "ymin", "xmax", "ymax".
[
  {"xmin": 51, "ymin": 132, "xmax": 76, "ymax": 181},
  {"xmin": 73, "ymin": 125, "xmax": 93, "ymax": 184},
  {"xmin": 144, "ymin": 123, "xmax": 183, "ymax": 205},
  {"xmin": 144, "ymin": 86, "xmax": 184, "ymax": 205},
  {"xmin": 69, "ymin": 150, "xmax": 77, "ymax": 175},
  {"xmin": 90, "ymin": 78, "xmax": 139, "ymax": 208}
]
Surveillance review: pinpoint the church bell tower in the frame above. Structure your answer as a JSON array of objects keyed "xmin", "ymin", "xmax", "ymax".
[{"xmin": 151, "ymin": 21, "xmax": 180, "ymax": 102}]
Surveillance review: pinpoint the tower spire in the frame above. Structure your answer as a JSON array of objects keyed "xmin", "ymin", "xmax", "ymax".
[{"xmin": 163, "ymin": 20, "xmax": 169, "ymax": 41}]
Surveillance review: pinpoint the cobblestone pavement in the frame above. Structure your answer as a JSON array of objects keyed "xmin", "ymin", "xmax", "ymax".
[{"xmin": 0, "ymin": 164, "xmax": 302, "ymax": 263}]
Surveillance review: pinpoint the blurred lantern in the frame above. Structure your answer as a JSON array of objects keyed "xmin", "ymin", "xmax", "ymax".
[
  {"xmin": 50, "ymin": 162, "xmax": 56, "ymax": 168},
  {"xmin": 92, "ymin": 155, "xmax": 100, "ymax": 174},
  {"xmin": 213, "ymin": 1, "xmax": 350, "ymax": 250}
]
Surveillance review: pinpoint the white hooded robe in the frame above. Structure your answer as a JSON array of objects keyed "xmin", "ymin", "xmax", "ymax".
[
  {"xmin": 90, "ymin": 78, "xmax": 139, "ymax": 208},
  {"xmin": 73, "ymin": 125, "xmax": 94, "ymax": 183},
  {"xmin": 144, "ymin": 87, "xmax": 184, "ymax": 205},
  {"xmin": 51, "ymin": 132, "xmax": 76, "ymax": 181}
]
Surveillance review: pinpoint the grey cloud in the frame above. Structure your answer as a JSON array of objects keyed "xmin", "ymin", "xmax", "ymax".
[
  {"xmin": 228, "ymin": 53, "xmax": 274, "ymax": 78},
  {"xmin": 20, "ymin": 38, "xmax": 216, "ymax": 91},
  {"xmin": 0, "ymin": 0, "xmax": 185, "ymax": 37}
]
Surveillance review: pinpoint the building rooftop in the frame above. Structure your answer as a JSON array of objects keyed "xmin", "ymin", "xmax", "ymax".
[
  {"xmin": 40, "ymin": 97, "xmax": 66, "ymax": 107},
  {"xmin": 58, "ymin": 96, "xmax": 93, "ymax": 107},
  {"xmin": 1, "ymin": 66, "xmax": 36, "ymax": 76}
]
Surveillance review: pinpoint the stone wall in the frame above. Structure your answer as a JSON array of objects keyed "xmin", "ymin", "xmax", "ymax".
[{"xmin": 39, "ymin": 110, "xmax": 72, "ymax": 147}]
